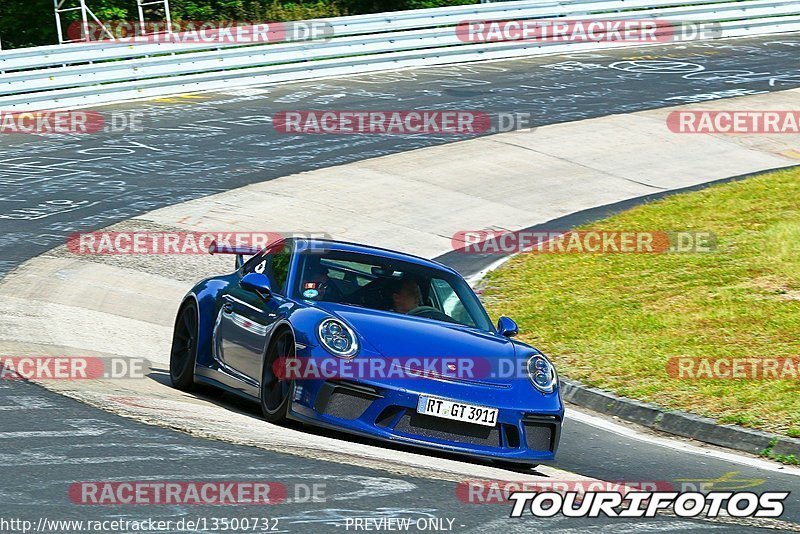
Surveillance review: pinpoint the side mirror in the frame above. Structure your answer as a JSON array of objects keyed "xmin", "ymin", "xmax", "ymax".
[
  {"xmin": 497, "ymin": 316, "xmax": 518, "ymax": 338},
  {"xmin": 241, "ymin": 272, "xmax": 272, "ymax": 299}
]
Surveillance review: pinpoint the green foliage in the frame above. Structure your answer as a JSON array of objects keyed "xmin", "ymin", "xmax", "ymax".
[
  {"xmin": 1, "ymin": 0, "xmax": 476, "ymax": 48},
  {"xmin": 0, "ymin": 0, "xmax": 57, "ymax": 49},
  {"xmin": 343, "ymin": 0, "xmax": 473, "ymax": 14},
  {"xmin": 761, "ymin": 438, "xmax": 800, "ymax": 465},
  {"xmin": 257, "ymin": 1, "xmax": 343, "ymax": 20}
]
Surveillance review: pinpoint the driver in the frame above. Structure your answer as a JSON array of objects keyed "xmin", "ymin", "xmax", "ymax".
[
  {"xmin": 302, "ymin": 257, "xmax": 339, "ymax": 302},
  {"xmin": 391, "ymin": 278, "xmax": 422, "ymax": 314}
]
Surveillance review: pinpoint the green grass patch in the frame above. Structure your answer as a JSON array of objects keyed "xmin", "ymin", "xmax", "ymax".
[
  {"xmin": 483, "ymin": 167, "xmax": 800, "ymax": 437},
  {"xmin": 761, "ymin": 438, "xmax": 800, "ymax": 465}
]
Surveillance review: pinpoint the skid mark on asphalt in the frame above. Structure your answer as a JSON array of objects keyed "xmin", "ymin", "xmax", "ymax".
[
  {"xmin": 0, "ymin": 395, "xmax": 58, "ymax": 409},
  {"xmin": 27, "ymin": 473, "xmax": 417, "ymax": 509},
  {"xmin": 34, "ymin": 469, "xmax": 417, "ymax": 503},
  {"xmin": 0, "ymin": 418, "xmax": 120, "ymax": 438},
  {"xmin": 0, "ymin": 441, "xmax": 259, "ymax": 467}
]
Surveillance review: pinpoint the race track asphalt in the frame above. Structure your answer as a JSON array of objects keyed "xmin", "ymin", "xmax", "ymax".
[{"xmin": 1, "ymin": 33, "xmax": 800, "ymax": 532}]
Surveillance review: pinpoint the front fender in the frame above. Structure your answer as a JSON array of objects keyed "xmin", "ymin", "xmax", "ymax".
[{"xmin": 284, "ymin": 305, "xmax": 329, "ymax": 349}]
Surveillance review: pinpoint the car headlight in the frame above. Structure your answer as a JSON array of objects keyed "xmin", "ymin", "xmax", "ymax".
[
  {"xmin": 317, "ymin": 318, "xmax": 359, "ymax": 359},
  {"xmin": 527, "ymin": 354, "xmax": 557, "ymax": 393}
]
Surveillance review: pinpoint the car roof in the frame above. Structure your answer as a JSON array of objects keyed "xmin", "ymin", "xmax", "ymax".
[{"xmin": 291, "ymin": 238, "xmax": 460, "ymax": 276}]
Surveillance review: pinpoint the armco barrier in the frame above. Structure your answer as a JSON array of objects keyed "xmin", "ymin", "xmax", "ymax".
[{"xmin": 0, "ymin": 0, "xmax": 798, "ymax": 110}]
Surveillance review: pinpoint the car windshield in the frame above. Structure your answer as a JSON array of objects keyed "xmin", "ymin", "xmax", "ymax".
[{"xmin": 294, "ymin": 250, "xmax": 494, "ymax": 332}]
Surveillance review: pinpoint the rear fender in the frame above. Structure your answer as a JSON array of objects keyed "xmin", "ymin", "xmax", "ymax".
[{"xmin": 181, "ymin": 277, "xmax": 233, "ymax": 368}]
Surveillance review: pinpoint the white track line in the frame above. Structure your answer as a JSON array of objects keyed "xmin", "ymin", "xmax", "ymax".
[{"xmin": 566, "ymin": 407, "xmax": 800, "ymax": 476}]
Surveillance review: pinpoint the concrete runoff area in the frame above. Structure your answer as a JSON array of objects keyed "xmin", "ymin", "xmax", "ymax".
[{"xmin": 1, "ymin": 88, "xmax": 800, "ymax": 486}]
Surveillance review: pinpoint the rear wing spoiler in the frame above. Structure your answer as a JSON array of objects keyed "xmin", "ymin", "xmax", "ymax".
[{"xmin": 208, "ymin": 240, "xmax": 261, "ymax": 270}]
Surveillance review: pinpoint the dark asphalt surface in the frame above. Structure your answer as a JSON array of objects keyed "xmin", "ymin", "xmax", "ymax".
[
  {"xmin": 3, "ymin": 35, "xmax": 800, "ymax": 276},
  {"xmin": 1, "ymin": 33, "xmax": 800, "ymax": 532},
  {"xmin": 1, "ymin": 378, "xmax": 779, "ymax": 533}
]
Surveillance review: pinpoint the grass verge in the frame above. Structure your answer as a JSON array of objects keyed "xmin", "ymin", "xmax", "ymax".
[{"xmin": 483, "ymin": 166, "xmax": 800, "ymax": 438}]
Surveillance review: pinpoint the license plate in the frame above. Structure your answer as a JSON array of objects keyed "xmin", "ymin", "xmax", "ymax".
[{"xmin": 416, "ymin": 395, "xmax": 498, "ymax": 427}]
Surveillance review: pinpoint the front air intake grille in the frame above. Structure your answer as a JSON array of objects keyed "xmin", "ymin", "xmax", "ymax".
[
  {"xmin": 523, "ymin": 419, "xmax": 559, "ymax": 452},
  {"xmin": 394, "ymin": 412, "xmax": 501, "ymax": 446},
  {"xmin": 325, "ymin": 390, "xmax": 373, "ymax": 420},
  {"xmin": 315, "ymin": 382, "xmax": 378, "ymax": 420}
]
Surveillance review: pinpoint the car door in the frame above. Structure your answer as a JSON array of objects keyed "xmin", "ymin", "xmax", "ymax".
[{"xmin": 216, "ymin": 241, "xmax": 292, "ymax": 384}]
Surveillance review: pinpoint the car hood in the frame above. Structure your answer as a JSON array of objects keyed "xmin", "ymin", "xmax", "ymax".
[{"xmin": 318, "ymin": 303, "xmax": 516, "ymax": 360}]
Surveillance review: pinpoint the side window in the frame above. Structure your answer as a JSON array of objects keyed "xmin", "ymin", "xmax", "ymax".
[
  {"xmin": 269, "ymin": 244, "xmax": 291, "ymax": 293},
  {"xmin": 243, "ymin": 242, "xmax": 292, "ymax": 295},
  {"xmin": 432, "ymin": 278, "xmax": 475, "ymax": 327}
]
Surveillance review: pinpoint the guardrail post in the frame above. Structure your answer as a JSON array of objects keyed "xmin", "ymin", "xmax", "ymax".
[
  {"xmin": 137, "ymin": 0, "xmax": 174, "ymax": 40},
  {"xmin": 53, "ymin": 0, "xmax": 116, "ymax": 44}
]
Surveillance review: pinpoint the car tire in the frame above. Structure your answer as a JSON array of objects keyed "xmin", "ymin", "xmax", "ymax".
[
  {"xmin": 260, "ymin": 329, "xmax": 295, "ymax": 423},
  {"xmin": 170, "ymin": 301, "xmax": 199, "ymax": 391}
]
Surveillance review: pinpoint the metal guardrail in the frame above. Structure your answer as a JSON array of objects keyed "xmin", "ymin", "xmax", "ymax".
[
  {"xmin": 0, "ymin": 0, "xmax": 736, "ymax": 70},
  {"xmin": 0, "ymin": 0, "xmax": 798, "ymax": 110}
]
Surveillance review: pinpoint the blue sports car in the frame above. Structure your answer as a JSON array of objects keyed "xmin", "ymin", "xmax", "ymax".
[{"xmin": 170, "ymin": 238, "xmax": 562, "ymax": 466}]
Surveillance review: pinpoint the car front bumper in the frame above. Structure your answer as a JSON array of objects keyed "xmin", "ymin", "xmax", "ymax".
[{"xmin": 288, "ymin": 373, "xmax": 563, "ymax": 463}]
